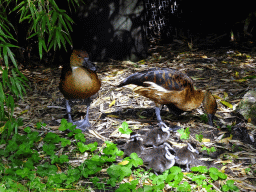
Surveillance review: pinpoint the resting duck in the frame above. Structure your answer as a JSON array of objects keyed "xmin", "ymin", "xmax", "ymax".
[
  {"xmin": 148, "ymin": 146, "xmax": 176, "ymax": 174},
  {"xmin": 124, "ymin": 133, "xmax": 144, "ymax": 157},
  {"xmin": 143, "ymin": 123, "xmax": 170, "ymax": 147},
  {"xmin": 175, "ymin": 143, "xmax": 199, "ymax": 172}
]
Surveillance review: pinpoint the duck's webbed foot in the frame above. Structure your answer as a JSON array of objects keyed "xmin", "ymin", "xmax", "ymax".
[{"xmin": 65, "ymin": 98, "xmax": 92, "ymax": 131}]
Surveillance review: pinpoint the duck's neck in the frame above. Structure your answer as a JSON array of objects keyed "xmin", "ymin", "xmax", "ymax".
[{"xmin": 161, "ymin": 127, "xmax": 170, "ymax": 138}]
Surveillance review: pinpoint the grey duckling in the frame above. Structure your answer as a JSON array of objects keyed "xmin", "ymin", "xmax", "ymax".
[
  {"xmin": 175, "ymin": 143, "xmax": 199, "ymax": 172},
  {"xmin": 141, "ymin": 142, "xmax": 175, "ymax": 164},
  {"xmin": 124, "ymin": 133, "xmax": 144, "ymax": 157},
  {"xmin": 143, "ymin": 123, "xmax": 170, "ymax": 147},
  {"xmin": 148, "ymin": 144, "xmax": 176, "ymax": 175}
]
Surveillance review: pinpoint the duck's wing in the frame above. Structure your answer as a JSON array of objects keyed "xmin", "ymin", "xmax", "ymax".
[{"xmin": 118, "ymin": 68, "xmax": 194, "ymax": 91}]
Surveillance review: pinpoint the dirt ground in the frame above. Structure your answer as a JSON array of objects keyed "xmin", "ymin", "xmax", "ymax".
[{"xmin": 16, "ymin": 41, "xmax": 256, "ymax": 191}]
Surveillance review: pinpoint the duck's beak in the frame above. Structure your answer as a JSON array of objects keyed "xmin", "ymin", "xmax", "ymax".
[{"xmin": 83, "ymin": 58, "xmax": 98, "ymax": 72}]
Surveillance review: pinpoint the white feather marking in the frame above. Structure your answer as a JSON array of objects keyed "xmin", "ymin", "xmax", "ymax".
[{"xmin": 143, "ymin": 81, "xmax": 170, "ymax": 93}]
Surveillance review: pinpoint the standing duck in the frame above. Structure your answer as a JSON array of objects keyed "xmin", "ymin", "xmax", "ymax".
[
  {"xmin": 59, "ymin": 50, "xmax": 101, "ymax": 131},
  {"xmin": 175, "ymin": 143, "xmax": 199, "ymax": 172},
  {"xmin": 117, "ymin": 68, "xmax": 217, "ymax": 128}
]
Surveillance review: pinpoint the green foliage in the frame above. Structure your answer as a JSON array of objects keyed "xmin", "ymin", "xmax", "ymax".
[
  {"xmin": 177, "ymin": 127, "xmax": 190, "ymax": 140},
  {"xmin": 90, "ymin": 177, "xmax": 106, "ymax": 190},
  {"xmin": 116, "ymin": 180, "xmax": 139, "ymax": 192},
  {"xmin": 107, "ymin": 164, "xmax": 132, "ymax": 186},
  {"xmin": 177, "ymin": 181, "xmax": 191, "ymax": 192},
  {"xmin": 0, "ymin": 0, "xmax": 81, "ymax": 139},
  {"xmin": 222, "ymin": 180, "xmax": 239, "ymax": 191},
  {"xmin": 226, "ymin": 125, "xmax": 232, "ymax": 132},
  {"xmin": 36, "ymin": 122, "xmax": 47, "ymax": 129},
  {"xmin": 209, "ymin": 167, "xmax": 227, "ymax": 180},
  {"xmin": 60, "ymin": 137, "xmax": 71, "ymax": 147},
  {"xmin": 1, "ymin": 119, "xmax": 240, "ymax": 191},
  {"xmin": 59, "ymin": 118, "xmax": 81, "ymax": 136},
  {"xmin": 202, "ymin": 146, "xmax": 216, "ymax": 154},
  {"xmin": 200, "ymin": 114, "xmax": 208, "ymax": 124},
  {"xmin": 195, "ymin": 133, "xmax": 203, "ymax": 142},
  {"xmin": 166, "ymin": 166, "xmax": 184, "ymax": 188},
  {"xmin": 119, "ymin": 121, "xmax": 133, "ymax": 135},
  {"xmin": 77, "ymin": 141, "xmax": 98, "ymax": 153}
]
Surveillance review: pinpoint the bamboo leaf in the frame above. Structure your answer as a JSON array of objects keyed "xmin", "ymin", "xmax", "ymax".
[
  {"xmin": 0, "ymin": 83, "xmax": 6, "ymax": 103},
  {"xmin": 3, "ymin": 46, "xmax": 8, "ymax": 67},
  {"xmin": 7, "ymin": 47, "xmax": 17, "ymax": 68},
  {"xmin": 220, "ymin": 100, "xmax": 233, "ymax": 109}
]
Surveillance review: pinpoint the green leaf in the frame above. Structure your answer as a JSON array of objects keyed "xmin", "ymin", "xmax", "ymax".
[
  {"xmin": 51, "ymin": 11, "xmax": 58, "ymax": 25},
  {"xmin": 177, "ymin": 127, "xmax": 190, "ymax": 140},
  {"xmin": 222, "ymin": 180, "xmax": 239, "ymax": 192},
  {"xmin": 42, "ymin": 143, "xmax": 56, "ymax": 156},
  {"xmin": 75, "ymin": 132, "xmax": 86, "ymax": 142},
  {"xmin": 63, "ymin": 14, "xmax": 74, "ymax": 30},
  {"xmin": 7, "ymin": 46, "xmax": 17, "ymax": 67},
  {"xmin": 38, "ymin": 37, "xmax": 43, "ymax": 59},
  {"xmin": 192, "ymin": 175, "xmax": 206, "ymax": 185},
  {"xmin": 59, "ymin": 155, "xmax": 69, "ymax": 163},
  {"xmin": 27, "ymin": 32, "xmax": 39, "ymax": 40},
  {"xmin": 176, "ymin": 181, "xmax": 191, "ymax": 192},
  {"xmin": 119, "ymin": 121, "xmax": 133, "ymax": 134},
  {"xmin": 88, "ymin": 142, "xmax": 98, "ymax": 152},
  {"xmin": 3, "ymin": 45, "xmax": 9, "ymax": 67},
  {"xmin": 60, "ymin": 138, "xmax": 71, "ymax": 147},
  {"xmin": 77, "ymin": 142, "xmax": 89, "ymax": 153},
  {"xmin": 7, "ymin": 95, "xmax": 15, "ymax": 117},
  {"xmin": 11, "ymin": 1, "xmax": 26, "ymax": 12},
  {"xmin": 44, "ymin": 132, "xmax": 61, "ymax": 143},
  {"xmin": 191, "ymin": 166, "xmax": 208, "ymax": 173},
  {"xmin": 16, "ymin": 167, "xmax": 30, "ymax": 178}
]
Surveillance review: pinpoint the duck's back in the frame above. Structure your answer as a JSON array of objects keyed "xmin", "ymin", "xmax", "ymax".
[{"xmin": 118, "ymin": 68, "xmax": 194, "ymax": 91}]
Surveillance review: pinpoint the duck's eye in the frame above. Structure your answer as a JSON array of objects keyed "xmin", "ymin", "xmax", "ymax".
[{"xmin": 78, "ymin": 54, "xmax": 82, "ymax": 58}]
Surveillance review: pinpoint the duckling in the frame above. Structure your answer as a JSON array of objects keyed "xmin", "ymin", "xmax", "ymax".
[
  {"xmin": 124, "ymin": 133, "xmax": 144, "ymax": 157},
  {"xmin": 148, "ymin": 144, "xmax": 176, "ymax": 174},
  {"xmin": 175, "ymin": 143, "xmax": 199, "ymax": 172},
  {"xmin": 141, "ymin": 142, "xmax": 174, "ymax": 164},
  {"xmin": 143, "ymin": 123, "xmax": 170, "ymax": 147}
]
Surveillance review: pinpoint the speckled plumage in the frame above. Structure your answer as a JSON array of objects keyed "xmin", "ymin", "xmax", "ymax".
[{"xmin": 118, "ymin": 68, "xmax": 217, "ymax": 126}]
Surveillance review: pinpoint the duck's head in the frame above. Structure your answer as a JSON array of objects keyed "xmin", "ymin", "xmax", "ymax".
[
  {"xmin": 203, "ymin": 90, "xmax": 217, "ymax": 126},
  {"xmin": 70, "ymin": 50, "xmax": 97, "ymax": 72},
  {"xmin": 187, "ymin": 143, "xmax": 199, "ymax": 154}
]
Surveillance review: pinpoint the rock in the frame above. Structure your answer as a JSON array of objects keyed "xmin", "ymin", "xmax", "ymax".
[{"xmin": 236, "ymin": 90, "xmax": 256, "ymax": 125}]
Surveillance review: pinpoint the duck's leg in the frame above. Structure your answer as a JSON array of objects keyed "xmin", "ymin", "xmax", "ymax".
[
  {"xmin": 155, "ymin": 106, "xmax": 164, "ymax": 124},
  {"xmin": 155, "ymin": 106, "xmax": 173, "ymax": 132},
  {"xmin": 65, "ymin": 98, "xmax": 91, "ymax": 131},
  {"xmin": 73, "ymin": 98, "xmax": 92, "ymax": 130},
  {"xmin": 156, "ymin": 105, "xmax": 181, "ymax": 132},
  {"xmin": 66, "ymin": 99, "xmax": 73, "ymax": 123},
  {"xmin": 207, "ymin": 114, "xmax": 214, "ymax": 126},
  {"xmin": 185, "ymin": 163, "xmax": 190, "ymax": 172}
]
